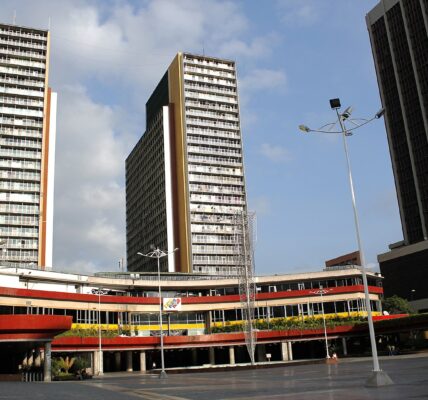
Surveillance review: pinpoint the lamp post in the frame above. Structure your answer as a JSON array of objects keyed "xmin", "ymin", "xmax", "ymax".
[
  {"xmin": 92, "ymin": 287, "xmax": 106, "ymax": 376},
  {"xmin": 310, "ymin": 286, "xmax": 331, "ymax": 360},
  {"xmin": 137, "ymin": 247, "xmax": 178, "ymax": 379},
  {"xmin": 299, "ymin": 99, "xmax": 393, "ymax": 387}
]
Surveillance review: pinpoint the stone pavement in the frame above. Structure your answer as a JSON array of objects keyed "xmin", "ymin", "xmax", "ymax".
[{"xmin": 1, "ymin": 354, "xmax": 427, "ymax": 399}]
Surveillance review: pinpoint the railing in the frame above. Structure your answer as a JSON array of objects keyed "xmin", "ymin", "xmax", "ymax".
[
  {"xmin": 0, "ymin": 29, "xmax": 48, "ymax": 41},
  {"xmin": 1, "ymin": 87, "xmax": 44, "ymax": 98},
  {"xmin": 1, "ymin": 48, "xmax": 45, "ymax": 60},
  {"xmin": 184, "ymin": 66, "xmax": 235, "ymax": 79},
  {"xmin": 186, "ymin": 127, "xmax": 240, "ymax": 140},
  {"xmin": 186, "ymin": 109, "xmax": 239, "ymax": 122},
  {"xmin": 183, "ymin": 57, "xmax": 235, "ymax": 71},
  {"xmin": 0, "ymin": 66, "xmax": 45, "ymax": 78},
  {"xmin": 0, "ymin": 37, "xmax": 47, "ymax": 50},
  {"xmin": 0, "ymin": 118, "xmax": 43, "ymax": 127},
  {"xmin": 0, "ymin": 138, "xmax": 42, "ymax": 149},
  {"xmin": 188, "ymin": 155, "xmax": 242, "ymax": 166},
  {"xmin": 0, "ymin": 128, "xmax": 42, "ymax": 139},
  {"xmin": 184, "ymin": 74, "xmax": 235, "ymax": 87},
  {"xmin": 190, "ymin": 185, "xmax": 244, "ymax": 195},
  {"xmin": 185, "ymin": 100, "xmax": 238, "ymax": 113},
  {"xmin": 0, "ymin": 107, "xmax": 43, "ymax": 118},
  {"xmin": 0, "ymin": 58, "xmax": 45, "ymax": 69},
  {"xmin": 187, "ymin": 137, "xmax": 241, "ymax": 148},
  {"xmin": 185, "ymin": 91, "xmax": 237, "ymax": 104}
]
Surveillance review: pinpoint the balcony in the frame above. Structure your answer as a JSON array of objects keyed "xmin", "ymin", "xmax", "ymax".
[
  {"xmin": 0, "ymin": 106, "xmax": 43, "ymax": 118},
  {"xmin": 187, "ymin": 137, "xmax": 241, "ymax": 149},
  {"xmin": 0, "ymin": 217, "xmax": 39, "ymax": 226},
  {"xmin": 0, "ymin": 149, "xmax": 41, "ymax": 160},
  {"xmin": 186, "ymin": 118, "xmax": 239, "ymax": 131},
  {"xmin": 0, "ymin": 29, "xmax": 47, "ymax": 41},
  {"xmin": 1, "ymin": 48, "xmax": 45, "ymax": 60},
  {"xmin": 186, "ymin": 108, "xmax": 239, "ymax": 122},
  {"xmin": 0, "ymin": 204, "xmax": 39, "ymax": 214},
  {"xmin": 0, "ymin": 138, "xmax": 41, "ymax": 149},
  {"xmin": 185, "ymin": 91, "xmax": 237, "ymax": 105},
  {"xmin": 189, "ymin": 184, "xmax": 244, "ymax": 196},
  {"xmin": 188, "ymin": 155, "xmax": 242, "ymax": 167},
  {"xmin": 0, "ymin": 77, "xmax": 44, "ymax": 88},
  {"xmin": 0, "ymin": 128, "xmax": 42, "ymax": 139},
  {"xmin": 0, "ymin": 160, "xmax": 40, "ymax": 170},
  {"xmin": 191, "ymin": 224, "xmax": 235, "ymax": 234},
  {"xmin": 183, "ymin": 57, "xmax": 235, "ymax": 71},
  {"xmin": 0, "ymin": 171, "xmax": 40, "ymax": 181},
  {"xmin": 192, "ymin": 246, "xmax": 236, "ymax": 255},
  {"xmin": 190, "ymin": 214, "xmax": 234, "ymax": 224},
  {"xmin": 186, "ymin": 127, "xmax": 240, "ymax": 140},
  {"xmin": 0, "ymin": 230, "xmax": 38, "ymax": 238},
  {"xmin": 0, "ymin": 38, "xmax": 47, "ymax": 50},
  {"xmin": 0, "ymin": 66, "xmax": 45, "ymax": 78},
  {"xmin": 189, "ymin": 174, "xmax": 244, "ymax": 185},
  {"xmin": 1, "ymin": 87, "xmax": 44, "ymax": 98},
  {"xmin": 1, "ymin": 58, "xmax": 45, "ymax": 69},
  {"xmin": 184, "ymin": 65, "xmax": 235, "ymax": 79},
  {"xmin": 0, "ymin": 117, "xmax": 43, "ymax": 127},
  {"xmin": 187, "ymin": 145, "xmax": 241, "ymax": 158},
  {"xmin": 0, "ymin": 97, "xmax": 44, "ymax": 108},
  {"xmin": 188, "ymin": 164, "xmax": 242, "ymax": 175},
  {"xmin": 184, "ymin": 74, "xmax": 236, "ymax": 88},
  {"xmin": 193, "ymin": 257, "xmax": 237, "ymax": 265}
]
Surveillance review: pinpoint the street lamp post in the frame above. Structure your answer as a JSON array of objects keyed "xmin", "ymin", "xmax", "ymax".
[
  {"xmin": 310, "ymin": 286, "xmax": 331, "ymax": 360},
  {"xmin": 137, "ymin": 247, "xmax": 178, "ymax": 379},
  {"xmin": 92, "ymin": 287, "xmax": 105, "ymax": 376},
  {"xmin": 299, "ymin": 99, "xmax": 393, "ymax": 387}
]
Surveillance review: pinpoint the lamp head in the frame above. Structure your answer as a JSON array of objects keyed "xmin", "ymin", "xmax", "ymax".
[
  {"xmin": 375, "ymin": 108, "xmax": 385, "ymax": 119},
  {"xmin": 329, "ymin": 98, "xmax": 341, "ymax": 109},
  {"xmin": 298, "ymin": 124, "xmax": 311, "ymax": 133},
  {"xmin": 341, "ymin": 106, "xmax": 353, "ymax": 120}
]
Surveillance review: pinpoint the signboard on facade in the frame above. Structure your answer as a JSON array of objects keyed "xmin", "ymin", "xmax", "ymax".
[{"xmin": 163, "ymin": 297, "xmax": 182, "ymax": 311}]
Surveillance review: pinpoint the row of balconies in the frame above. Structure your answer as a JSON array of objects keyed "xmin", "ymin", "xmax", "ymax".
[
  {"xmin": 192, "ymin": 235, "xmax": 235, "ymax": 245},
  {"xmin": 186, "ymin": 127, "xmax": 240, "ymax": 140},
  {"xmin": 190, "ymin": 203, "xmax": 244, "ymax": 215},
  {"xmin": 193, "ymin": 256, "xmax": 237, "ymax": 265},
  {"xmin": 190, "ymin": 194, "xmax": 245, "ymax": 206},
  {"xmin": 183, "ymin": 74, "xmax": 235, "ymax": 88},
  {"xmin": 186, "ymin": 108, "xmax": 239, "ymax": 123},
  {"xmin": 1, "ymin": 48, "xmax": 45, "ymax": 60},
  {"xmin": 0, "ymin": 192, "xmax": 39, "ymax": 203},
  {"xmin": 187, "ymin": 136, "xmax": 241, "ymax": 149},
  {"xmin": 0, "ymin": 96, "xmax": 43, "ymax": 108},
  {"xmin": 0, "ymin": 216, "xmax": 39, "ymax": 226},
  {"xmin": 0, "ymin": 254, "xmax": 38, "ymax": 262},
  {"xmin": 185, "ymin": 90, "xmax": 237, "ymax": 105},
  {"xmin": 189, "ymin": 184, "xmax": 244, "ymax": 196},
  {"xmin": 0, "ymin": 181, "xmax": 40, "ymax": 191},
  {"xmin": 0, "ymin": 86, "xmax": 44, "ymax": 98},
  {"xmin": 0, "ymin": 106, "xmax": 43, "ymax": 118},
  {"xmin": 184, "ymin": 65, "xmax": 235, "ymax": 79},
  {"xmin": 0, "ymin": 228, "xmax": 38, "ymax": 237},
  {"xmin": 192, "ymin": 245, "xmax": 236, "ymax": 254},
  {"xmin": 0, "ymin": 159, "xmax": 40, "ymax": 170},
  {"xmin": 0, "ymin": 57, "xmax": 45, "ymax": 69},
  {"xmin": 0, "ymin": 117, "xmax": 43, "ymax": 127},
  {"xmin": 0, "ymin": 204, "xmax": 39, "ymax": 214},
  {"xmin": 0, "ymin": 128, "xmax": 42, "ymax": 139},
  {"xmin": 188, "ymin": 164, "xmax": 242, "ymax": 176},
  {"xmin": 0, "ymin": 65, "xmax": 45, "ymax": 78},
  {"xmin": 0, "ymin": 170, "xmax": 40, "ymax": 181},
  {"xmin": 188, "ymin": 154, "xmax": 242, "ymax": 167},
  {"xmin": 0, "ymin": 238, "xmax": 38, "ymax": 248},
  {"xmin": 187, "ymin": 120, "xmax": 239, "ymax": 132},
  {"xmin": 191, "ymin": 224, "xmax": 235, "ymax": 234},
  {"xmin": 184, "ymin": 82, "xmax": 236, "ymax": 97},
  {"xmin": 0, "ymin": 148, "xmax": 41, "ymax": 160},
  {"xmin": 185, "ymin": 100, "xmax": 237, "ymax": 113},
  {"xmin": 0, "ymin": 29, "xmax": 47, "ymax": 41},
  {"xmin": 0, "ymin": 37, "xmax": 47, "ymax": 50},
  {"xmin": 187, "ymin": 145, "xmax": 241, "ymax": 159},
  {"xmin": 0, "ymin": 138, "xmax": 41, "ymax": 149},
  {"xmin": 0, "ymin": 76, "xmax": 44, "ymax": 88},
  {"xmin": 189, "ymin": 173, "xmax": 243, "ymax": 186},
  {"xmin": 190, "ymin": 213, "xmax": 234, "ymax": 224},
  {"xmin": 183, "ymin": 57, "xmax": 234, "ymax": 71},
  {"xmin": 193, "ymin": 265, "xmax": 240, "ymax": 275}
]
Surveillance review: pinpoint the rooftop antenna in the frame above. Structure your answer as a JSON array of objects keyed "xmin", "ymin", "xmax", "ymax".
[
  {"xmin": 202, "ymin": 40, "xmax": 205, "ymax": 56},
  {"xmin": 48, "ymin": 16, "xmax": 51, "ymax": 30},
  {"xmin": 13, "ymin": 10, "xmax": 16, "ymax": 25}
]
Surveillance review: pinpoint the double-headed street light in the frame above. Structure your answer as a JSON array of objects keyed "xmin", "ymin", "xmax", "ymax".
[
  {"xmin": 299, "ymin": 99, "xmax": 393, "ymax": 387},
  {"xmin": 310, "ymin": 286, "xmax": 331, "ymax": 360},
  {"xmin": 137, "ymin": 247, "xmax": 178, "ymax": 379}
]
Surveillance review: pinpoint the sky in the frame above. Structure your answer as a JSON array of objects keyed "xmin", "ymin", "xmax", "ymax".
[{"xmin": 0, "ymin": 0, "xmax": 403, "ymax": 276}]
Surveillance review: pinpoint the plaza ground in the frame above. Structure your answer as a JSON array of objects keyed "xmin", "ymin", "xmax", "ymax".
[{"xmin": 1, "ymin": 354, "xmax": 427, "ymax": 399}]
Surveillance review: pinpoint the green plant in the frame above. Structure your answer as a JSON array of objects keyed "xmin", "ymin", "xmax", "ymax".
[
  {"xmin": 57, "ymin": 356, "xmax": 75, "ymax": 374},
  {"xmin": 382, "ymin": 295, "xmax": 413, "ymax": 314}
]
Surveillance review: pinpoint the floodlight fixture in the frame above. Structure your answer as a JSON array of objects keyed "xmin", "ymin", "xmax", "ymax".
[{"xmin": 329, "ymin": 98, "xmax": 341, "ymax": 109}]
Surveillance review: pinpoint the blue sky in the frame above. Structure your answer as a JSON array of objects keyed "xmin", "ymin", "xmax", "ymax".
[{"xmin": 0, "ymin": 0, "xmax": 402, "ymax": 275}]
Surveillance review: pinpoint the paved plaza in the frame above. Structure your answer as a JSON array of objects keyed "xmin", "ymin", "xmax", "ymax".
[{"xmin": 1, "ymin": 354, "xmax": 427, "ymax": 400}]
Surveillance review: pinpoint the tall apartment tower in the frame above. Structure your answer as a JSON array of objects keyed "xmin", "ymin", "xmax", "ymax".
[
  {"xmin": 126, "ymin": 52, "xmax": 247, "ymax": 275},
  {"xmin": 367, "ymin": 0, "xmax": 428, "ymax": 305},
  {"xmin": 0, "ymin": 23, "xmax": 56, "ymax": 269}
]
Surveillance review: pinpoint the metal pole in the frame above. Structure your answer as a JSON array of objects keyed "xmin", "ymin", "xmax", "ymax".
[
  {"xmin": 320, "ymin": 289, "xmax": 329, "ymax": 359},
  {"xmin": 157, "ymin": 250, "xmax": 167, "ymax": 378},
  {"xmin": 98, "ymin": 288, "xmax": 102, "ymax": 375},
  {"xmin": 335, "ymin": 109, "xmax": 380, "ymax": 372}
]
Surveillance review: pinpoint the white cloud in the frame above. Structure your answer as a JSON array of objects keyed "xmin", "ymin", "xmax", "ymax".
[
  {"xmin": 276, "ymin": 0, "xmax": 320, "ymax": 25},
  {"xmin": 260, "ymin": 143, "xmax": 292, "ymax": 163},
  {"xmin": 240, "ymin": 68, "xmax": 286, "ymax": 92}
]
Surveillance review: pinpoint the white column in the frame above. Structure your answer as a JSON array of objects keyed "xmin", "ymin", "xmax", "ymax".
[
  {"xmin": 140, "ymin": 351, "xmax": 146, "ymax": 372},
  {"xmin": 287, "ymin": 342, "xmax": 293, "ymax": 361},
  {"xmin": 43, "ymin": 342, "xmax": 52, "ymax": 382},
  {"xmin": 229, "ymin": 346, "xmax": 235, "ymax": 365},
  {"xmin": 209, "ymin": 347, "xmax": 215, "ymax": 365},
  {"xmin": 281, "ymin": 342, "xmax": 289, "ymax": 361},
  {"xmin": 342, "ymin": 337, "xmax": 348, "ymax": 356},
  {"xmin": 93, "ymin": 350, "xmax": 103, "ymax": 375},
  {"xmin": 115, "ymin": 352, "xmax": 121, "ymax": 371},
  {"xmin": 126, "ymin": 351, "xmax": 133, "ymax": 372}
]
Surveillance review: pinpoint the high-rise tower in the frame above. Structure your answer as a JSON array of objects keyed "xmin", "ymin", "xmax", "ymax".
[
  {"xmin": 0, "ymin": 23, "xmax": 56, "ymax": 269},
  {"xmin": 126, "ymin": 52, "xmax": 247, "ymax": 275},
  {"xmin": 366, "ymin": 0, "xmax": 428, "ymax": 305}
]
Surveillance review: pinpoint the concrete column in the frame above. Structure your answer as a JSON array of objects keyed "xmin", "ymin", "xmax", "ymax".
[
  {"xmin": 287, "ymin": 342, "xmax": 293, "ymax": 361},
  {"xmin": 205, "ymin": 311, "xmax": 212, "ymax": 334},
  {"xmin": 140, "ymin": 351, "xmax": 146, "ymax": 372},
  {"xmin": 126, "ymin": 351, "xmax": 133, "ymax": 372},
  {"xmin": 281, "ymin": 342, "xmax": 289, "ymax": 361},
  {"xmin": 93, "ymin": 350, "xmax": 103, "ymax": 376},
  {"xmin": 114, "ymin": 352, "xmax": 121, "ymax": 371},
  {"xmin": 257, "ymin": 344, "xmax": 266, "ymax": 362},
  {"xmin": 34, "ymin": 347, "xmax": 41, "ymax": 368},
  {"xmin": 43, "ymin": 342, "xmax": 52, "ymax": 382},
  {"xmin": 342, "ymin": 337, "xmax": 348, "ymax": 356},
  {"xmin": 209, "ymin": 347, "xmax": 215, "ymax": 365},
  {"xmin": 229, "ymin": 346, "xmax": 235, "ymax": 365},
  {"xmin": 191, "ymin": 348, "xmax": 198, "ymax": 366}
]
